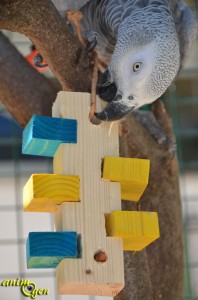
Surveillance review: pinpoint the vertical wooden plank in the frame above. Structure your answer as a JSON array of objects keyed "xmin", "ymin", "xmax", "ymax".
[{"xmin": 53, "ymin": 92, "xmax": 124, "ymax": 296}]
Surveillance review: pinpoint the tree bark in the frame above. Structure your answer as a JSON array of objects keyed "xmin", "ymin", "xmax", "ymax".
[
  {"xmin": 0, "ymin": 32, "xmax": 58, "ymax": 126},
  {"xmin": 0, "ymin": 0, "xmax": 93, "ymax": 92},
  {"xmin": 117, "ymin": 101, "xmax": 183, "ymax": 300}
]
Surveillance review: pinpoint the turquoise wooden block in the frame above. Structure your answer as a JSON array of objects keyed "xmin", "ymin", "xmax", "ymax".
[
  {"xmin": 26, "ymin": 232, "xmax": 78, "ymax": 268},
  {"xmin": 22, "ymin": 115, "xmax": 77, "ymax": 157}
]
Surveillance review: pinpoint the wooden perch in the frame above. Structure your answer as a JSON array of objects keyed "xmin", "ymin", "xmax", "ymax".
[
  {"xmin": 0, "ymin": 0, "xmax": 93, "ymax": 92},
  {"xmin": 0, "ymin": 32, "xmax": 57, "ymax": 126},
  {"xmin": 117, "ymin": 101, "xmax": 183, "ymax": 300}
]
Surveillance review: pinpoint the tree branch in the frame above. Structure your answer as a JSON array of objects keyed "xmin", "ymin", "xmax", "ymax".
[
  {"xmin": 117, "ymin": 101, "xmax": 183, "ymax": 300},
  {"xmin": 0, "ymin": 31, "xmax": 58, "ymax": 126},
  {"xmin": 0, "ymin": 0, "xmax": 93, "ymax": 91}
]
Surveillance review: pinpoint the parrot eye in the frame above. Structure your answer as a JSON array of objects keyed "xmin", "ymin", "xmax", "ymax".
[{"xmin": 133, "ymin": 62, "xmax": 142, "ymax": 72}]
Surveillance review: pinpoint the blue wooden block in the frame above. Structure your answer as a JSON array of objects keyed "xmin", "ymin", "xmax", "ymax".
[
  {"xmin": 26, "ymin": 232, "xmax": 78, "ymax": 268},
  {"xmin": 22, "ymin": 115, "xmax": 77, "ymax": 157}
]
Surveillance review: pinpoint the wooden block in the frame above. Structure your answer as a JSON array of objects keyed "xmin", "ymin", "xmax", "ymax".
[
  {"xmin": 53, "ymin": 92, "xmax": 124, "ymax": 296},
  {"xmin": 22, "ymin": 115, "xmax": 77, "ymax": 157},
  {"xmin": 105, "ymin": 211, "xmax": 160, "ymax": 251},
  {"xmin": 23, "ymin": 174, "xmax": 80, "ymax": 212},
  {"xmin": 102, "ymin": 156, "xmax": 150, "ymax": 201},
  {"xmin": 26, "ymin": 232, "xmax": 78, "ymax": 268}
]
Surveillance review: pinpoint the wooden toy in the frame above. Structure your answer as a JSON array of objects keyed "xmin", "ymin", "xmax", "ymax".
[{"xmin": 22, "ymin": 92, "xmax": 160, "ymax": 296}]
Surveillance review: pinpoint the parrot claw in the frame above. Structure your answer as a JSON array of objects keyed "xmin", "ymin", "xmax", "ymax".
[
  {"xmin": 155, "ymin": 132, "xmax": 177, "ymax": 160},
  {"xmin": 83, "ymin": 30, "xmax": 98, "ymax": 52},
  {"xmin": 133, "ymin": 110, "xmax": 177, "ymax": 158},
  {"xmin": 149, "ymin": 123, "xmax": 177, "ymax": 158}
]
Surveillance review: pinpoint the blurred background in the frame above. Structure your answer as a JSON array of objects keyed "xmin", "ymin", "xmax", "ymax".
[{"xmin": 0, "ymin": 1, "xmax": 197, "ymax": 299}]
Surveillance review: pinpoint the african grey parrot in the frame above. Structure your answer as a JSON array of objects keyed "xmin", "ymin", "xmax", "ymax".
[
  {"xmin": 53, "ymin": 0, "xmax": 197, "ymax": 121},
  {"xmin": 79, "ymin": 0, "xmax": 197, "ymax": 121}
]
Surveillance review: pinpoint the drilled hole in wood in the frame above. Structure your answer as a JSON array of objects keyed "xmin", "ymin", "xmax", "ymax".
[
  {"xmin": 85, "ymin": 269, "xmax": 92, "ymax": 275},
  {"xmin": 94, "ymin": 250, "xmax": 107, "ymax": 263}
]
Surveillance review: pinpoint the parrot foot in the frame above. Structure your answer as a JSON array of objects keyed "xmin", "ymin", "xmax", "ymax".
[
  {"xmin": 133, "ymin": 109, "xmax": 177, "ymax": 158},
  {"xmin": 83, "ymin": 30, "xmax": 98, "ymax": 52},
  {"xmin": 66, "ymin": 10, "xmax": 97, "ymax": 53}
]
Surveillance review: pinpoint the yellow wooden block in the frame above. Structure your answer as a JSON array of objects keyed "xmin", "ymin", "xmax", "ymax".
[
  {"xmin": 105, "ymin": 211, "xmax": 160, "ymax": 251},
  {"xmin": 23, "ymin": 174, "xmax": 80, "ymax": 212},
  {"xmin": 102, "ymin": 156, "xmax": 150, "ymax": 201}
]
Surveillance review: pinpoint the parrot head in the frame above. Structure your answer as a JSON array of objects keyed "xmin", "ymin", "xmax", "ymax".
[{"xmin": 95, "ymin": 7, "xmax": 180, "ymax": 121}]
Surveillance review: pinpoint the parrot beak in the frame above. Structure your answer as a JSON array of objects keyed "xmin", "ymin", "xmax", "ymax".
[
  {"xmin": 97, "ymin": 68, "xmax": 117, "ymax": 103},
  {"xmin": 97, "ymin": 68, "xmax": 113, "ymax": 87},
  {"xmin": 94, "ymin": 94, "xmax": 136, "ymax": 121}
]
